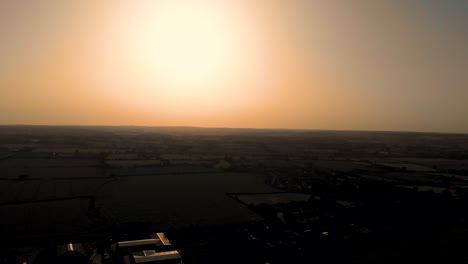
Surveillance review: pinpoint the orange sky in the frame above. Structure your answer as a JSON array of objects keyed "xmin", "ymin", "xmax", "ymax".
[{"xmin": 1, "ymin": 0, "xmax": 467, "ymax": 132}]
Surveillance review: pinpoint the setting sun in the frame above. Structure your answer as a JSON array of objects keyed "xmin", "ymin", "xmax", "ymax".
[
  {"xmin": 95, "ymin": 0, "xmax": 270, "ymax": 116},
  {"xmin": 1, "ymin": 0, "xmax": 467, "ymax": 132}
]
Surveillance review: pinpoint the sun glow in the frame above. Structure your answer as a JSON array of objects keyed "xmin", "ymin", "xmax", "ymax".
[{"xmin": 96, "ymin": 0, "xmax": 270, "ymax": 116}]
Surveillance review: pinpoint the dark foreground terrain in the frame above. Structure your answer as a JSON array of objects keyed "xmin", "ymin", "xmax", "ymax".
[{"xmin": 1, "ymin": 125, "xmax": 468, "ymax": 263}]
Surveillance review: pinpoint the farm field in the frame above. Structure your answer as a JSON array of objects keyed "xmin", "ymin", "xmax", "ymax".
[
  {"xmin": 231, "ymin": 192, "xmax": 311, "ymax": 206},
  {"xmin": 0, "ymin": 199, "xmax": 92, "ymax": 239},
  {"xmin": 99, "ymin": 172, "xmax": 277, "ymax": 229},
  {"xmin": 375, "ymin": 158, "xmax": 468, "ymax": 171},
  {"xmin": 377, "ymin": 162, "xmax": 435, "ymax": 172},
  {"xmin": 0, "ymin": 165, "xmax": 277, "ymax": 236}
]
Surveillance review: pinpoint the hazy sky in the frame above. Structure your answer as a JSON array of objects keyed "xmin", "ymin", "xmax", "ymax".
[{"xmin": 1, "ymin": 0, "xmax": 467, "ymax": 132}]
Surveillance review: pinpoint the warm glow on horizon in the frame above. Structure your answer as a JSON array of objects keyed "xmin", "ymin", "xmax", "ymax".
[
  {"xmin": 95, "ymin": 0, "xmax": 271, "ymax": 116},
  {"xmin": 0, "ymin": 1, "xmax": 467, "ymax": 132}
]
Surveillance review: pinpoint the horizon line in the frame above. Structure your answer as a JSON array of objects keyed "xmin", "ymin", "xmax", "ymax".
[{"xmin": 0, "ymin": 123, "xmax": 467, "ymax": 135}]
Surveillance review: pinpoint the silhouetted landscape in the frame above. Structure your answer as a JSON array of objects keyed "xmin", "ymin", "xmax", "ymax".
[
  {"xmin": 2, "ymin": 0, "xmax": 467, "ymax": 263},
  {"xmin": 1, "ymin": 125, "xmax": 467, "ymax": 263}
]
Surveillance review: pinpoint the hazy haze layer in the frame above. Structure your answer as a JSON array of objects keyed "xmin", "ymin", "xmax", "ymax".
[{"xmin": 1, "ymin": 0, "xmax": 467, "ymax": 132}]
